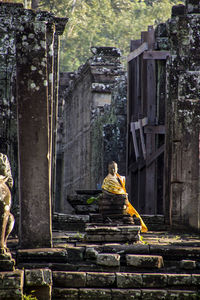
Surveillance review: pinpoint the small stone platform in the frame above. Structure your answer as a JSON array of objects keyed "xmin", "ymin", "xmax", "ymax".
[{"xmin": 84, "ymin": 224, "xmax": 141, "ymax": 243}]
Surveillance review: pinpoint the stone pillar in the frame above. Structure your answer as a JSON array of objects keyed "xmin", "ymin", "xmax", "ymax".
[
  {"xmin": 52, "ymin": 18, "xmax": 68, "ymax": 212},
  {"xmin": 165, "ymin": 2, "xmax": 200, "ymax": 230},
  {"xmin": 16, "ymin": 10, "xmax": 52, "ymax": 248}
]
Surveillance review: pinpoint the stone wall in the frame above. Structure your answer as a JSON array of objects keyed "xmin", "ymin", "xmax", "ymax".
[
  {"xmin": 165, "ymin": 0, "xmax": 200, "ymax": 230},
  {"xmin": 58, "ymin": 47, "xmax": 126, "ymax": 211}
]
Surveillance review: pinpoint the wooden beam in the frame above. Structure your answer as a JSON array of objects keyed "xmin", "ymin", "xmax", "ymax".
[
  {"xmin": 139, "ymin": 119, "xmax": 146, "ymax": 160},
  {"xmin": 144, "ymin": 125, "xmax": 165, "ymax": 134},
  {"xmin": 130, "ymin": 117, "xmax": 148, "ymax": 130},
  {"xmin": 130, "ymin": 122, "xmax": 139, "ymax": 160},
  {"xmin": 143, "ymin": 51, "xmax": 170, "ymax": 60},
  {"xmin": 146, "ymin": 144, "xmax": 165, "ymax": 167},
  {"xmin": 127, "ymin": 42, "xmax": 148, "ymax": 62}
]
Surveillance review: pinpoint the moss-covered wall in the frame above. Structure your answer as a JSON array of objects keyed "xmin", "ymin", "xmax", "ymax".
[
  {"xmin": 60, "ymin": 47, "xmax": 125, "ymax": 208},
  {"xmin": 165, "ymin": 1, "xmax": 200, "ymax": 230}
]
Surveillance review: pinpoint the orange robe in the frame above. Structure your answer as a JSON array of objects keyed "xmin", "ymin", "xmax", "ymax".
[{"xmin": 102, "ymin": 173, "xmax": 148, "ymax": 233}]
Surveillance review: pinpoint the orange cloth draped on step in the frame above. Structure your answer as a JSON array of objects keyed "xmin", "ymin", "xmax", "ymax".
[{"xmin": 102, "ymin": 173, "xmax": 148, "ymax": 233}]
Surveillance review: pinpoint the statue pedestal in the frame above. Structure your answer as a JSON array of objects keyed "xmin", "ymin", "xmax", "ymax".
[
  {"xmin": 0, "ymin": 252, "xmax": 15, "ymax": 271},
  {"xmin": 99, "ymin": 192, "xmax": 134, "ymax": 225}
]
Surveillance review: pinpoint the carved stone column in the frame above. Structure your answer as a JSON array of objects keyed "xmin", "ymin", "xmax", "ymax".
[{"xmin": 16, "ymin": 10, "xmax": 52, "ymax": 248}]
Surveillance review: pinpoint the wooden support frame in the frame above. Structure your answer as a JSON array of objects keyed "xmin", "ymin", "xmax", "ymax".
[{"xmin": 127, "ymin": 26, "xmax": 168, "ymax": 215}]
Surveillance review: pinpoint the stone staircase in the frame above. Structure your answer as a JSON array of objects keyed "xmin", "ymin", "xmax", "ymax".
[
  {"xmin": 11, "ymin": 227, "xmax": 200, "ymax": 299},
  {"xmin": 2, "ymin": 191, "xmax": 200, "ymax": 299}
]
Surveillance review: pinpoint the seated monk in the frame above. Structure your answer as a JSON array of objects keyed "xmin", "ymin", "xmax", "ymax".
[{"xmin": 102, "ymin": 161, "xmax": 148, "ymax": 233}]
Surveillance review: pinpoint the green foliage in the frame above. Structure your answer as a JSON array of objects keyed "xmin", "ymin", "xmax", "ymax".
[
  {"xmin": 13, "ymin": 0, "xmax": 184, "ymax": 71},
  {"xmin": 23, "ymin": 293, "xmax": 38, "ymax": 300},
  {"xmin": 87, "ymin": 195, "xmax": 100, "ymax": 204}
]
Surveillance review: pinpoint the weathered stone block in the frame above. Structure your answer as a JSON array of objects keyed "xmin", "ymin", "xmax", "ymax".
[
  {"xmin": 85, "ymin": 247, "xmax": 98, "ymax": 260},
  {"xmin": 85, "ymin": 225, "xmax": 140, "ymax": 243},
  {"xmin": 191, "ymin": 274, "xmax": 200, "ymax": 286},
  {"xmin": 96, "ymin": 253, "xmax": 120, "ymax": 267},
  {"xmin": 142, "ymin": 273, "xmax": 167, "ymax": 288},
  {"xmin": 52, "ymin": 288, "xmax": 79, "ymax": 300},
  {"xmin": 0, "ymin": 288, "xmax": 22, "ymax": 300},
  {"xmin": 180, "ymin": 260, "xmax": 196, "ymax": 270},
  {"xmin": 53, "ymin": 271, "xmax": 86, "ymax": 288},
  {"xmin": 112, "ymin": 289, "xmax": 141, "ymax": 300},
  {"xmin": 126, "ymin": 254, "xmax": 164, "ymax": 269},
  {"xmin": 102, "ymin": 243, "xmax": 150, "ymax": 254},
  {"xmin": 167, "ymin": 274, "xmax": 192, "ymax": 286},
  {"xmin": 141, "ymin": 289, "xmax": 167, "ymax": 299},
  {"xmin": 0, "ymin": 259, "xmax": 15, "ymax": 271},
  {"xmin": 178, "ymin": 72, "xmax": 200, "ymax": 101},
  {"xmin": 67, "ymin": 246, "xmax": 85, "ymax": 262},
  {"xmin": 167, "ymin": 290, "xmax": 198, "ymax": 299},
  {"xmin": 0, "ymin": 270, "xmax": 24, "ymax": 289},
  {"xmin": 172, "ymin": 4, "xmax": 186, "ymax": 16},
  {"xmin": 116, "ymin": 273, "xmax": 142, "ymax": 288},
  {"xmin": 186, "ymin": 0, "xmax": 200, "ymax": 13},
  {"xmin": 79, "ymin": 288, "xmax": 111, "ymax": 300},
  {"xmin": 17, "ymin": 248, "xmax": 68, "ymax": 263},
  {"xmin": 25, "ymin": 268, "xmax": 52, "ymax": 286},
  {"xmin": 86, "ymin": 272, "xmax": 115, "ymax": 287}
]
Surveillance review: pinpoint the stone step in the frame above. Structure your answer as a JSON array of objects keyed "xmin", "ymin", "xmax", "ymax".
[
  {"xmin": 53, "ymin": 213, "xmax": 89, "ymax": 232},
  {"xmin": 52, "ymin": 271, "xmax": 200, "ymax": 299},
  {"xmin": 52, "ymin": 287, "xmax": 199, "ymax": 300},
  {"xmin": 52, "ymin": 271, "xmax": 200, "ymax": 289},
  {"xmin": 16, "ymin": 240, "xmax": 200, "ymax": 274},
  {"xmin": 53, "ymin": 212, "xmax": 166, "ymax": 232},
  {"xmin": 17, "ymin": 248, "xmax": 68, "ymax": 265}
]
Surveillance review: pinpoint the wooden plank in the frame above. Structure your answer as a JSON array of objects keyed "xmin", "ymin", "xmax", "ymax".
[
  {"xmin": 147, "ymin": 26, "xmax": 155, "ymax": 50},
  {"xmin": 126, "ymin": 61, "xmax": 131, "ymax": 176},
  {"xmin": 144, "ymin": 125, "xmax": 165, "ymax": 134},
  {"xmin": 130, "ymin": 122, "xmax": 139, "ymax": 160},
  {"xmin": 131, "ymin": 117, "xmax": 148, "ymax": 130},
  {"xmin": 127, "ymin": 42, "xmax": 148, "ymax": 62},
  {"xmin": 139, "ymin": 119, "xmax": 146, "ymax": 160},
  {"xmin": 146, "ymin": 144, "xmax": 165, "ymax": 167},
  {"xmin": 143, "ymin": 51, "xmax": 170, "ymax": 60},
  {"xmin": 141, "ymin": 31, "xmax": 148, "ymax": 43},
  {"xmin": 145, "ymin": 52, "xmax": 157, "ymax": 214}
]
